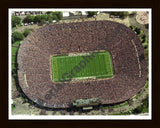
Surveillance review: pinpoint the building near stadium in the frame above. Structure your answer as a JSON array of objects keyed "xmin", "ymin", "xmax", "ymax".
[{"xmin": 17, "ymin": 20, "xmax": 148, "ymax": 108}]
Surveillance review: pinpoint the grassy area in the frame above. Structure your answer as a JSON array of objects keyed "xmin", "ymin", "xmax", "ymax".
[
  {"xmin": 11, "ymin": 47, "xmax": 18, "ymax": 70},
  {"xmin": 129, "ymin": 26, "xmax": 148, "ymax": 44},
  {"xmin": 104, "ymin": 106, "xmax": 108, "ymax": 110},
  {"xmin": 129, "ymin": 25, "xmax": 149, "ymax": 62},
  {"xmin": 12, "ymin": 47, "xmax": 19, "ymax": 55},
  {"xmin": 108, "ymin": 96, "xmax": 148, "ymax": 115},
  {"xmin": 13, "ymin": 40, "xmax": 22, "ymax": 46},
  {"xmin": 112, "ymin": 104, "xmax": 119, "ymax": 108},
  {"xmin": 51, "ymin": 51, "xmax": 113, "ymax": 82},
  {"xmin": 12, "ymin": 56, "xmax": 16, "ymax": 63},
  {"xmin": 145, "ymin": 80, "xmax": 149, "ymax": 88},
  {"xmin": 132, "ymin": 95, "xmax": 149, "ymax": 114},
  {"xmin": 12, "ymin": 64, "xmax": 16, "ymax": 70},
  {"xmin": 109, "ymin": 111, "xmax": 132, "ymax": 115},
  {"xmin": 12, "ymin": 41, "xmax": 21, "ymax": 70},
  {"xmin": 120, "ymin": 101, "xmax": 128, "ymax": 107},
  {"xmin": 11, "ymin": 104, "xmax": 16, "ymax": 111},
  {"xmin": 142, "ymin": 43, "xmax": 148, "ymax": 49}
]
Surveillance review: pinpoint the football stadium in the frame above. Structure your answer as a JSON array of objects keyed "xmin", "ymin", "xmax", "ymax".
[{"xmin": 17, "ymin": 20, "xmax": 148, "ymax": 108}]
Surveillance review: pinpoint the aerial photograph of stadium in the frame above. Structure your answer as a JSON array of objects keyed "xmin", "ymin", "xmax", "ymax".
[{"xmin": 9, "ymin": 9, "xmax": 151, "ymax": 119}]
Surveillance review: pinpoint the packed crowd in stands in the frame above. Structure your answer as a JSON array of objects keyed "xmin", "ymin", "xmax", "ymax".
[{"xmin": 17, "ymin": 20, "xmax": 148, "ymax": 108}]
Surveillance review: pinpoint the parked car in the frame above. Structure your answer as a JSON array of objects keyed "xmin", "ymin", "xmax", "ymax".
[
  {"xmin": 52, "ymin": 20, "xmax": 56, "ymax": 23},
  {"xmin": 24, "ymin": 23, "xmax": 28, "ymax": 26}
]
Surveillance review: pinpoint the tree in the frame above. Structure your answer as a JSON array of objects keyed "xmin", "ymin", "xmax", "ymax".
[
  {"xmin": 47, "ymin": 13, "xmax": 59, "ymax": 22},
  {"xmin": 41, "ymin": 14, "xmax": 48, "ymax": 21},
  {"xmin": 52, "ymin": 15, "xmax": 59, "ymax": 21},
  {"xmin": 56, "ymin": 12, "xmax": 63, "ymax": 20},
  {"xmin": 46, "ymin": 11, "xmax": 52, "ymax": 14},
  {"xmin": 12, "ymin": 32, "xmax": 24, "ymax": 43},
  {"xmin": 23, "ymin": 15, "xmax": 35, "ymax": 23},
  {"xmin": 12, "ymin": 16, "xmax": 21, "ymax": 27},
  {"xmin": 132, "ymin": 11, "xmax": 137, "ymax": 15},
  {"xmin": 141, "ymin": 35, "xmax": 148, "ymax": 43},
  {"xmin": 133, "ymin": 95, "xmax": 148, "ymax": 114},
  {"xmin": 47, "ymin": 13, "xmax": 53, "ymax": 22},
  {"xmin": 122, "ymin": 12, "xmax": 129, "ymax": 18},
  {"xmin": 110, "ymin": 12, "xmax": 129, "ymax": 19},
  {"xmin": 52, "ymin": 11, "xmax": 63, "ymax": 20},
  {"xmin": 129, "ymin": 25, "xmax": 136, "ymax": 30},
  {"xmin": 87, "ymin": 11, "xmax": 98, "ymax": 17},
  {"xmin": 40, "ymin": 19, "xmax": 46, "ymax": 25},
  {"xmin": 23, "ymin": 29, "xmax": 31, "ymax": 37},
  {"xmin": 48, "ymin": 18, "xmax": 53, "ymax": 23},
  {"xmin": 110, "ymin": 12, "xmax": 119, "ymax": 16},
  {"xmin": 135, "ymin": 27, "xmax": 141, "ymax": 35},
  {"xmin": 47, "ymin": 13, "xmax": 53, "ymax": 19},
  {"xmin": 145, "ymin": 24, "xmax": 149, "ymax": 29},
  {"xmin": 34, "ymin": 15, "xmax": 41, "ymax": 23}
]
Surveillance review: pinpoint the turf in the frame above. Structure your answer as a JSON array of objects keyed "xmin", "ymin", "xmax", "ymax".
[
  {"xmin": 12, "ymin": 56, "xmax": 16, "ymax": 63},
  {"xmin": 12, "ymin": 64, "xmax": 16, "ymax": 70},
  {"xmin": 12, "ymin": 47, "xmax": 18, "ymax": 55},
  {"xmin": 12, "ymin": 41, "xmax": 20, "ymax": 70},
  {"xmin": 13, "ymin": 40, "xmax": 22, "ymax": 46},
  {"xmin": 51, "ymin": 51, "xmax": 113, "ymax": 82}
]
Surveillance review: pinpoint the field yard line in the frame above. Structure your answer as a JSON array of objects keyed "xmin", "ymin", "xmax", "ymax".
[
  {"xmin": 108, "ymin": 53, "xmax": 113, "ymax": 75},
  {"xmin": 56, "ymin": 58, "xmax": 59, "ymax": 81},
  {"xmin": 94, "ymin": 54, "xmax": 98, "ymax": 76},
  {"xmin": 91, "ymin": 55, "xmax": 94, "ymax": 76},
  {"xmin": 102, "ymin": 54, "xmax": 106, "ymax": 75},
  {"xmin": 52, "ymin": 58, "xmax": 55, "ymax": 81},
  {"xmin": 97, "ymin": 55, "xmax": 100, "ymax": 75},
  {"xmin": 104, "ymin": 53, "xmax": 108, "ymax": 74},
  {"xmin": 98, "ymin": 55, "xmax": 101, "ymax": 75},
  {"xmin": 99, "ymin": 55, "xmax": 103, "ymax": 75},
  {"xmin": 52, "ymin": 57, "xmax": 58, "ymax": 81}
]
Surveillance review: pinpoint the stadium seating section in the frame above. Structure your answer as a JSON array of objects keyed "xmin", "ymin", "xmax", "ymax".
[{"xmin": 17, "ymin": 20, "xmax": 148, "ymax": 108}]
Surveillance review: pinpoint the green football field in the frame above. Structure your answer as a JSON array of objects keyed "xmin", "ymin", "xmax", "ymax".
[{"xmin": 51, "ymin": 51, "xmax": 113, "ymax": 82}]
